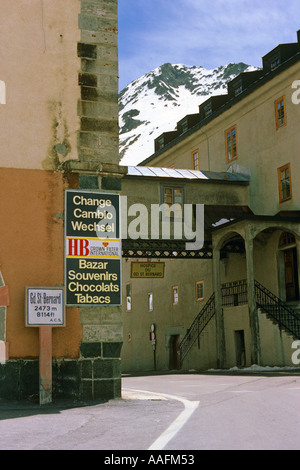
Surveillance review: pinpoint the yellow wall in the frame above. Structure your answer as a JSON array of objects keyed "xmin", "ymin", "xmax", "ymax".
[
  {"xmin": 0, "ymin": 168, "xmax": 81, "ymax": 358},
  {"xmin": 0, "ymin": 0, "xmax": 80, "ymax": 170},
  {"xmin": 147, "ymin": 62, "xmax": 300, "ymax": 216}
]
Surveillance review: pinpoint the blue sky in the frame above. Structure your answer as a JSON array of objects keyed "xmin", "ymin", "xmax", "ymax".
[{"xmin": 118, "ymin": 0, "xmax": 300, "ymax": 90}]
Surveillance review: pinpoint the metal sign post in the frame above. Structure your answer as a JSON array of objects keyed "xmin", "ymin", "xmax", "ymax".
[
  {"xmin": 25, "ymin": 287, "xmax": 65, "ymax": 405},
  {"xmin": 39, "ymin": 326, "xmax": 53, "ymax": 405}
]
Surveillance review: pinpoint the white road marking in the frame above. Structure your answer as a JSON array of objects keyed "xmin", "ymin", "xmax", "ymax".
[{"xmin": 123, "ymin": 388, "xmax": 199, "ymax": 450}]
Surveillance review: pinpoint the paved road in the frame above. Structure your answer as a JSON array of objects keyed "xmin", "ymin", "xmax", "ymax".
[{"xmin": 0, "ymin": 372, "xmax": 300, "ymax": 451}]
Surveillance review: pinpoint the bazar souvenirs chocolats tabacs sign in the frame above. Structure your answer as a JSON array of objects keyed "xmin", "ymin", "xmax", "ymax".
[{"xmin": 65, "ymin": 190, "xmax": 121, "ymax": 306}]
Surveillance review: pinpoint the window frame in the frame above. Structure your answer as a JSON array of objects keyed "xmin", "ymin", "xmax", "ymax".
[
  {"xmin": 196, "ymin": 281, "xmax": 205, "ymax": 302},
  {"xmin": 233, "ymin": 79, "xmax": 243, "ymax": 97},
  {"xmin": 157, "ymin": 137, "xmax": 164, "ymax": 150},
  {"xmin": 172, "ymin": 286, "xmax": 179, "ymax": 305},
  {"xmin": 270, "ymin": 52, "xmax": 281, "ymax": 71},
  {"xmin": 278, "ymin": 163, "xmax": 292, "ymax": 203},
  {"xmin": 225, "ymin": 125, "xmax": 238, "ymax": 163},
  {"xmin": 203, "ymin": 102, "xmax": 212, "ymax": 118},
  {"xmin": 275, "ymin": 96, "xmax": 287, "ymax": 130},
  {"xmin": 161, "ymin": 185, "xmax": 184, "ymax": 220},
  {"xmin": 192, "ymin": 149, "xmax": 199, "ymax": 170},
  {"xmin": 148, "ymin": 292, "xmax": 153, "ymax": 312},
  {"xmin": 279, "ymin": 232, "xmax": 296, "ymax": 249},
  {"xmin": 181, "ymin": 118, "xmax": 189, "ymax": 134}
]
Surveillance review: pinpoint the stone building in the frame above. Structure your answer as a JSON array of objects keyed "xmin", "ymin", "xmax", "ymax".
[
  {"xmin": 0, "ymin": 0, "xmax": 123, "ymax": 401},
  {"xmin": 0, "ymin": 1, "xmax": 299, "ymax": 401}
]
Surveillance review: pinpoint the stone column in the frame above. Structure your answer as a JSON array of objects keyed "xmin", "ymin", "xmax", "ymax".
[
  {"xmin": 245, "ymin": 227, "xmax": 261, "ymax": 365},
  {"xmin": 212, "ymin": 241, "xmax": 226, "ymax": 368},
  {"xmin": 67, "ymin": 0, "xmax": 123, "ymax": 401}
]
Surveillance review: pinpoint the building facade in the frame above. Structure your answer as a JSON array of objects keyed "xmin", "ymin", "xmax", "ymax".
[
  {"xmin": 0, "ymin": 2, "xmax": 299, "ymax": 400},
  {"xmin": 120, "ymin": 30, "xmax": 300, "ymax": 372},
  {"xmin": 0, "ymin": 0, "xmax": 123, "ymax": 401}
]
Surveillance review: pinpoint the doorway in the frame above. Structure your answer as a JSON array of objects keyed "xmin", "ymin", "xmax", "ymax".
[
  {"xmin": 169, "ymin": 335, "xmax": 181, "ymax": 370},
  {"xmin": 234, "ymin": 330, "xmax": 246, "ymax": 367},
  {"xmin": 284, "ymin": 247, "xmax": 299, "ymax": 301}
]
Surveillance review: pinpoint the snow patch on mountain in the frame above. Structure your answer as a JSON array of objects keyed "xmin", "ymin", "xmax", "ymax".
[{"xmin": 119, "ymin": 62, "xmax": 258, "ymax": 166}]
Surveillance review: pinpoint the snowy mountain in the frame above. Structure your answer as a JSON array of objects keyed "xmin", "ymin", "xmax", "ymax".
[{"xmin": 119, "ymin": 62, "xmax": 258, "ymax": 166}]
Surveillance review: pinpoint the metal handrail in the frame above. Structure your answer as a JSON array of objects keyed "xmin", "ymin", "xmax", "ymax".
[
  {"xmin": 255, "ymin": 280, "xmax": 300, "ymax": 339},
  {"xmin": 222, "ymin": 279, "xmax": 248, "ymax": 307},
  {"xmin": 179, "ymin": 293, "xmax": 215, "ymax": 365},
  {"xmin": 179, "ymin": 279, "xmax": 300, "ymax": 366}
]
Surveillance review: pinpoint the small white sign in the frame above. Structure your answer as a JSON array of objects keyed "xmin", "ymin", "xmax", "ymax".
[{"xmin": 25, "ymin": 287, "xmax": 65, "ymax": 327}]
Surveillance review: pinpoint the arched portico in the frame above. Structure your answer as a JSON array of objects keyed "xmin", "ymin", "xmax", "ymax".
[{"xmin": 212, "ymin": 215, "xmax": 300, "ymax": 368}]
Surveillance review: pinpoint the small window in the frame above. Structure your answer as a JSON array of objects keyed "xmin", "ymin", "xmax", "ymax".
[
  {"xmin": 203, "ymin": 102, "xmax": 212, "ymax": 117},
  {"xmin": 148, "ymin": 293, "xmax": 153, "ymax": 312},
  {"xmin": 275, "ymin": 96, "xmax": 286, "ymax": 129},
  {"xmin": 278, "ymin": 163, "xmax": 292, "ymax": 203},
  {"xmin": 279, "ymin": 232, "xmax": 296, "ymax": 248},
  {"xmin": 126, "ymin": 283, "xmax": 132, "ymax": 311},
  {"xmin": 233, "ymin": 79, "xmax": 243, "ymax": 96},
  {"xmin": 162, "ymin": 186, "xmax": 184, "ymax": 219},
  {"xmin": 270, "ymin": 53, "xmax": 281, "ymax": 71},
  {"xmin": 192, "ymin": 150, "xmax": 199, "ymax": 170},
  {"xmin": 181, "ymin": 118, "xmax": 188, "ymax": 134},
  {"xmin": 157, "ymin": 137, "xmax": 164, "ymax": 150},
  {"xmin": 172, "ymin": 286, "xmax": 179, "ymax": 305},
  {"xmin": 196, "ymin": 281, "xmax": 204, "ymax": 301},
  {"xmin": 225, "ymin": 125, "xmax": 238, "ymax": 163}
]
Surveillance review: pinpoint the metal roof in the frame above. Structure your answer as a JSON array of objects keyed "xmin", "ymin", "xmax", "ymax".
[{"xmin": 126, "ymin": 166, "xmax": 250, "ymax": 183}]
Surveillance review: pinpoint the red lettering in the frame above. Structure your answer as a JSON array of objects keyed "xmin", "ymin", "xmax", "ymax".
[
  {"xmin": 68, "ymin": 239, "xmax": 90, "ymax": 257},
  {"xmin": 79, "ymin": 239, "xmax": 90, "ymax": 257}
]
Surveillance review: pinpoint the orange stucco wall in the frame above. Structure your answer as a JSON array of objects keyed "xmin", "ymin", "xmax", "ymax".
[{"xmin": 0, "ymin": 167, "xmax": 81, "ymax": 358}]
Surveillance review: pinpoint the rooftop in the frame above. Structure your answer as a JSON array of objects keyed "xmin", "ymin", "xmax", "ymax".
[
  {"xmin": 139, "ymin": 29, "xmax": 300, "ymax": 167},
  {"xmin": 125, "ymin": 166, "xmax": 249, "ymax": 184}
]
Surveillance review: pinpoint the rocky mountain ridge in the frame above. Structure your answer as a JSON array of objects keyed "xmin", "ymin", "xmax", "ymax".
[{"xmin": 119, "ymin": 62, "xmax": 257, "ymax": 166}]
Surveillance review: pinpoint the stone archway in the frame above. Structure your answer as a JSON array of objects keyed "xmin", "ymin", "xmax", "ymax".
[
  {"xmin": 212, "ymin": 228, "xmax": 248, "ymax": 368},
  {"xmin": 212, "ymin": 217, "xmax": 300, "ymax": 368},
  {"xmin": 248, "ymin": 224, "xmax": 300, "ymax": 303}
]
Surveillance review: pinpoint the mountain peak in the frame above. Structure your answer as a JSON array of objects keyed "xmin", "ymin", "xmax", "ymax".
[{"xmin": 119, "ymin": 62, "xmax": 256, "ymax": 165}]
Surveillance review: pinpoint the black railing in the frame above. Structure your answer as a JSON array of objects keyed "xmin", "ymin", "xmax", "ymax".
[
  {"xmin": 179, "ymin": 279, "xmax": 300, "ymax": 366},
  {"xmin": 179, "ymin": 293, "xmax": 215, "ymax": 365},
  {"xmin": 255, "ymin": 280, "xmax": 300, "ymax": 339},
  {"xmin": 222, "ymin": 279, "xmax": 248, "ymax": 307}
]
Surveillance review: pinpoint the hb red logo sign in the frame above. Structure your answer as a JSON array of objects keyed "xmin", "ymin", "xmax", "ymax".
[{"xmin": 68, "ymin": 238, "xmax": 90, "ymax": 257}]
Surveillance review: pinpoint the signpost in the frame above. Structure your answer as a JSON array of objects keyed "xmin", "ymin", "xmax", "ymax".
[
  {"xmin": 64, "ymin": 190, "xmax": 121, "ymax": 307},
  {"xmin": 25, "ymin": 287, "xmax": 65, "ymax": 405}
]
